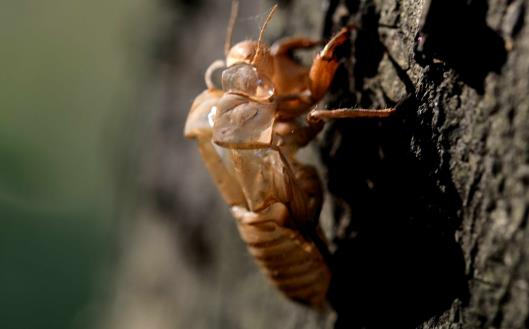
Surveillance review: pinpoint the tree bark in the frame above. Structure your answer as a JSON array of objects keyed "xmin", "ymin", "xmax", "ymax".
[
  {"xmin": 320, "ymin": 0, "xmax": 529, "ymax": 328},
  {"xmin": 106, "ymin": 1, "xmax": 529, "ymax": 329}
]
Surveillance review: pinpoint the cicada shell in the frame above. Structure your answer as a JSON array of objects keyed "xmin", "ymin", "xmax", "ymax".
[{"xmin": 183, "ymin": 2, "xmax": 394, "ymax": 309}]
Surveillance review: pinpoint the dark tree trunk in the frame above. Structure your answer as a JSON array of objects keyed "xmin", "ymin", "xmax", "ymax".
[
  {"xmin": 319, "ymin": 1, "xmax": 529, "ymax": 328},
  {"xmin": 106, "ymin": 1, "xmax": 529, "ymax": 329}
]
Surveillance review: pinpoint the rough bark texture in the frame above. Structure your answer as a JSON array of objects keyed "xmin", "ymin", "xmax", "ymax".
[
  {"xmin": 105, "ymin": 1, "xmax": 529, "ymax": 329},
  {"xmin": 321, "ymin": 0, "xmax": 529, "ymax": 328}
]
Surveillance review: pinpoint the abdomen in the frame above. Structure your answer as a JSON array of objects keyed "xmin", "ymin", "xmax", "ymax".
[{"xmin": 235, "ymin": 215, "xmax": 331, "ymax": 309}]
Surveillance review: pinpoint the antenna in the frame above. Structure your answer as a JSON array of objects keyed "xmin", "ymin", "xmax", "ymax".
[
  {"xmin": 224, "ymin": 0, "xmax": 240, "ymax": 56},
  {"xmin": 251, "ymin": 4, "xmax": 278, "ymax": 65}
]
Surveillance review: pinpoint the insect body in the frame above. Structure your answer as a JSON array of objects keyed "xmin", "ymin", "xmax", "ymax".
[{"xmin": 184, "ymin": 3, "xmax": 394, "ymax": 309}]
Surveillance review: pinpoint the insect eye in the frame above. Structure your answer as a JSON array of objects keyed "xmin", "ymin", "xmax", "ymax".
[{"xmin": 221, "ymin": 63, "xmax": 275, "ymax": 101}]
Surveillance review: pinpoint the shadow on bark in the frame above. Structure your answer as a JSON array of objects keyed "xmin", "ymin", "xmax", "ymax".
[
  {"xmin": 415, "ymin": 0, "xmax": 507, "ymax": 94},
  {"xmin": 325, "ymin": 95, "xmax": 469, "ymax": 329},
  {"xmin": 316, "ymin": 1, "xmax": 505, "ymax": 326}
]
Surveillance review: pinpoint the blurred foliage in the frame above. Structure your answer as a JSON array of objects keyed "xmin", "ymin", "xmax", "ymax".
[{"xmin": 0, "ymin": 1, "xmax": 164, "ymax": 328}]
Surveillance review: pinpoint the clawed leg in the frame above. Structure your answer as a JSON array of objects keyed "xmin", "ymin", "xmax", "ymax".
[
  {"xmin": 273, "ymin": 29, "xmax": 352, "ymax": 118},
  {"xmin": 307, "ymin": 107, "xmax": 395, "ymax": 123},
  {"xmin": 270, "ymin": 37, "xmax": 323, "ymax": 115},
  {"xmin": 309, "ymin": 27, "xmax": 352, "ymax": 101}
]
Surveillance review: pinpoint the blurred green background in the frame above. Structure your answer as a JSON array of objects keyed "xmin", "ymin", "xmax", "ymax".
[{"xmin": 0, "ymin": 1, "xmax": 162, "ymax": 328}]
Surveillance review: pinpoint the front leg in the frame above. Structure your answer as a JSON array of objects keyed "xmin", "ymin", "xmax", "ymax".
[
  {"xmin": 309, "ymin": 27, "xmax": 352, "ymax": 101},
  {"xmin": 273, "ymin": 28, "xmax": 352, "ymax": 117}
]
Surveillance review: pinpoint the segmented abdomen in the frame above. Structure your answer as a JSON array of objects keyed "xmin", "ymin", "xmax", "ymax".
[{"xmin": 236, "ymin": 218, "xmax": 331, "ymax": 308}]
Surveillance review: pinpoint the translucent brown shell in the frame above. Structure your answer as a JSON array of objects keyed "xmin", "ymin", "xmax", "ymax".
[{"xmin": 184, "ymin": 2, "xmax": 394, "ymax": 310}]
